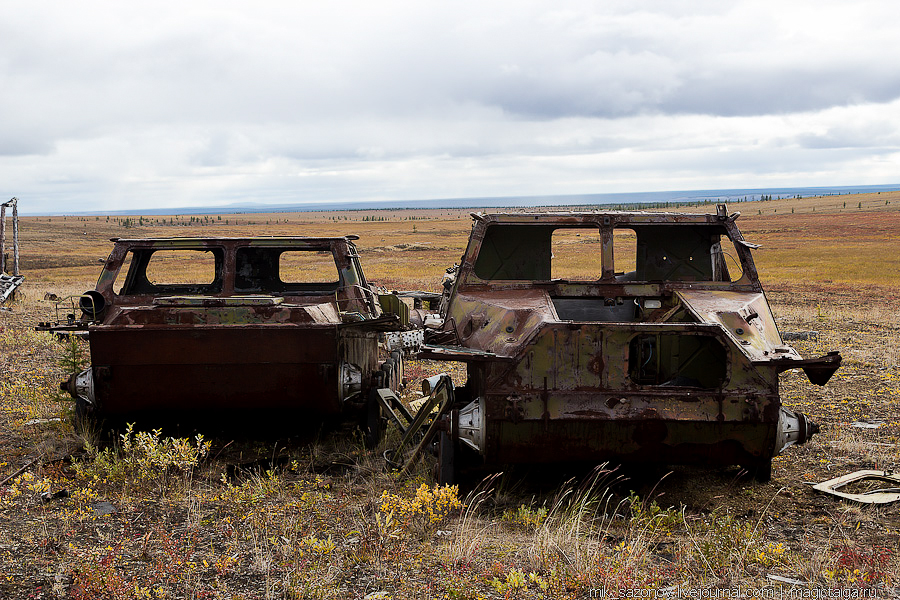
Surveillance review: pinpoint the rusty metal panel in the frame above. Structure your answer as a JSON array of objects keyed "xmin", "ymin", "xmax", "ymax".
[
  {"xmin": 89, "ymin": 325, "xmax": 342, "ymax": 415},
  {"xmin": 485, "ymin": 420, "xmax": 776, "ymax": 466},
  {"xmin": 0, "ymin": 198, "xmax": 20, "ymax": 277}
]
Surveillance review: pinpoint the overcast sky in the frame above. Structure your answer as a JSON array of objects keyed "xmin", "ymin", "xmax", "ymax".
[{"xmin": 2, "ymin": 1, "xmax": 900, "ymax": 213}]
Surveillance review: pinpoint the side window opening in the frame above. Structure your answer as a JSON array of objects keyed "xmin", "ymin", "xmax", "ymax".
[
  {"xmin": 113, "ymin": 251, "xmax": 134, "ymax": 295},
  {"xmin": 613, "ymin": 227, "xmax": 637, "ymax": 280},
  {"xmin": 628, "ymin": 333, "xmax": 727, "ymax": 388},
  {"xmin": 550, "ymin": 227, "xmax": 602, "ymax": 281}
]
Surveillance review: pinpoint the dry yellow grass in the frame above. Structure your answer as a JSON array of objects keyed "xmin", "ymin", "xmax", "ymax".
[
  {"xmin": 2, "ymin": 191, "xmax": 899, "ymax": 597},
  {"xmin": 16, "ymin": 191, "xmax": 900, "ymax": 295}
]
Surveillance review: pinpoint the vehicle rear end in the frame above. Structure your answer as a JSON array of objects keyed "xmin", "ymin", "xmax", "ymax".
[{"xmin": 63, "ymin": 237, "xmax": 389, "ymax": 430}]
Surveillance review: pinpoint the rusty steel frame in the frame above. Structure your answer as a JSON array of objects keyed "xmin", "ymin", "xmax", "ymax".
[
  {"xmin": 62, "ymin": 236, "xmax": 403, "ymax": 430},
  {"xmin": 424, "ymin": 207, "xmax": 841, "ymax": 481},
  {"xmin": 1, "ymin": 197, "xmax": 20, "ymax": 277}
]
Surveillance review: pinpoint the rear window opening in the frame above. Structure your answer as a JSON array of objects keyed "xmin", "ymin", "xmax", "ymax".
[
  {"xmin": 632, "ymin": 226, "xmax": 735, "ymax": 282},
  {"xmin": 279, "ymin": 251, "xmax": 340, "ymax": 284},
  {"xmin": 473, "ymin": 224, "xmax": 552, "ymax": 280},
  {"xmin": 144, "ymin": 250, "xmax": 217, "ymax": 286},
  {"xmin": 613, "ymin": 227, "xmax": 637, "ymax": 278},
  {"xmin": 117, "ymin": 248, "xmax": 224, "ymax": 295},
  {"xmin": 235, "ymin": 247, "xmax": 340, "ymax": 294}
]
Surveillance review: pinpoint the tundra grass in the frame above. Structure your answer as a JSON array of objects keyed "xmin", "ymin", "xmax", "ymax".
[{"xmin": 2, "ymin": 194, "xmax": 899, "ymax": 597}]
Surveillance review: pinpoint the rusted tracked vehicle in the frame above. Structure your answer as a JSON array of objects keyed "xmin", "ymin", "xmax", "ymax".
[
  {"xmin": 61, "ymin": 236, "xmax": 405, "ymax": 437},
  {"xmin": 421, "ymin": 206, "xmax": 841, "ymax": 482}
]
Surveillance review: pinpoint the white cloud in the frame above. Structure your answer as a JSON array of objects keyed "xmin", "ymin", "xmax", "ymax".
[{"xmin": 1, "ymin": 0, "xmax": 899, "ymax": 212}]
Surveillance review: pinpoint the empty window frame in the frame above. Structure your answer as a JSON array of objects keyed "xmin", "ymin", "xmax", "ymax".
[
  {"xmin": 633, "ymin": 225, "xmax": 733, "ymax": 282},
  {"xmin": 473, "ymin": 225, "xmax": 553, "ymax": 280},
  {"xmin": 144, "ymin": 250, "xmax": 217, "ymax": 286},
  {"xmin": 279, "ymin": 250, "xmax": 339, "ymax": 284},
  {"xmin": 118, "ymin": 248, "xmax": 224, "ymax": 295},
  {"xmin": 235, "ymin": 247, "xmax": 340, "ymax": 294},
  {"xmin": 472, "ymin": 224, "xmax": 606, "ymax": 281},
  {"xmin": 712, "ymin": 234, "xmax": 743, "ymax": 282},
  {"xmin": 550, "ymin": 227, "xmax": 603, "ymax": 281},
  {"xmin": 613, "ymin": 227, "xmax": 637, "ymax": 280}
]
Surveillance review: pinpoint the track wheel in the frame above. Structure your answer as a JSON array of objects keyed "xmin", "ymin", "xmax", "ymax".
[
  {"xmin": 436, "ymin": 429, "xmax": 456, "ymax": 485},
  {"xmin": 363, "ymin": 387, "xmax": 385, "ymax": 450}
]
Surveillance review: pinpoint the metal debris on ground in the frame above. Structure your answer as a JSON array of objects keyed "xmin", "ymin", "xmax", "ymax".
[
  {"xmin": 91, "ymin": 501, "xmax": 117, "ymax": 516},
  {"xmin": 781, "ymin": 331, "xmax": 819, "ymax": 341},
  {"xmin": 0, "ymin": 273, "xmax": 24, "ymax": 304},
  {"xmin": 812, "ymin": 469, "xmax": 900, "ymax": 504},
  {"xmin": 382, "ymin": 373, "xmax": 456, "ymax": 476},
  {"xmin": 22, "ymin": 418, "xmax": 65, "ymax": 426},
  {"xmin": 766, "ymin": 574, "xmax": 807, "ymax": 586}
]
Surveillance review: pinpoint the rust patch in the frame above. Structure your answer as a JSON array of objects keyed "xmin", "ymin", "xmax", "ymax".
[{"xmin": 588, "ymin": 353, "xmax": 604, "ymax": 375}]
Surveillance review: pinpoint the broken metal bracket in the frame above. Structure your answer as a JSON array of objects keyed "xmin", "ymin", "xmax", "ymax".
[
  {"xmin": 416, "ymin": 343, "xmax": 510, "ymax": 362},
  {"xmin": 382, "ymin": 374, "xmax": 456, "ymax": 474},
  {"xmin": 373, "ymin": 387, "xmax": 415, "ymax": 435},
  {"xmin": 383, "ymin": 329, "xmax": 425, "ymax": 354},
  {"xmin": 400, "ymin": 375, "xmax": 456, "ymax": 476},
  {"xmin": 812, "ymin": 469, "xmax": 900, "ymax": 504},
  {"xmin": 0, "ymin": 273, "xmax": 24, "ymax": 304},
  {"xmin": 34, "ymin": 294, "xmax": 101, "ymax": 332},
  {"xmin": 768, "ymin": 351, "xmax": 842, "ymax": 385}
]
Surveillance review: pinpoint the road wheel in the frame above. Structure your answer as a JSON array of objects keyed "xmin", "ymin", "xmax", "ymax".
[
  {"xmin": 436, "ymin": 429, "xmax": 456, "ymax": 485},
  {"xmin": 363, "ymin": 388, "xmax": 384, "ymax": 450}
]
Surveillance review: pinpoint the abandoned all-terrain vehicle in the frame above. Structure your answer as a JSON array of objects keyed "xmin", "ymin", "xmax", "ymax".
[
  {"xmin": 420, "ymin": 205, "xmax": 841, "ymax": 482},
  {"xmin": 60, "ymin": 236, "xmax": 407, "ymax": 439}
]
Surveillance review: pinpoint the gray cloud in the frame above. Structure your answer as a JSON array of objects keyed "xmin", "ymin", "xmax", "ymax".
[
  {"xmin": 795, "ymin": 122, "xmax": 900, "ymax": 150},
  {"xmin": 1, "ymin": 0, "xmax": 899, "ymax": 212}
]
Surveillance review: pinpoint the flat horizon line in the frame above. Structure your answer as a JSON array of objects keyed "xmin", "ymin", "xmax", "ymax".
[{"xmin": 16, "ymin": 183, "xmax": 900, "ymax": 217}]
